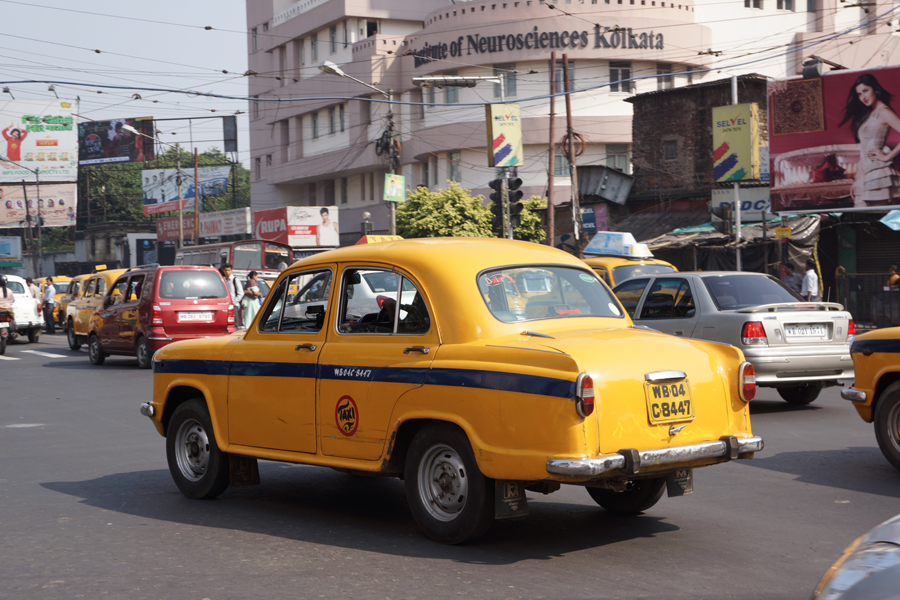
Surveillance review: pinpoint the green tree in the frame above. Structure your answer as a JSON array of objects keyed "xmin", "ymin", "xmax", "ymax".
[
  {"xmin": 513, "ymin": 197, "xmax": 547, "ymax": 244},
  {"xmin": 396, "ymin": 182, "xmax": 493, "ymax": 238}
]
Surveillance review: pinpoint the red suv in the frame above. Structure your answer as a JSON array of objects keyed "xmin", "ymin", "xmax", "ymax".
[{"xmin": 87, "ymin": 265, "xmax": 236, "ymax": 368}]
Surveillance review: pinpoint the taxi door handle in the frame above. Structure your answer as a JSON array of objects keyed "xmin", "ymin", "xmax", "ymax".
[
  {"xmin": 295, "ymin": 344, "xmax": 316, "ymax": 351},
  {"xmin": 404, "ymin": 347, "xmax": 429, "ymax": 354}
]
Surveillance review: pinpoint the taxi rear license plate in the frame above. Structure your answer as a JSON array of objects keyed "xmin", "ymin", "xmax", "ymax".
[
  {"xmin": 178, "ymin": 311, "xmax": 213, "ymax": 322},
  {"xmin": 645, "ymin": 380, "xmax": 695, "ymax": 424}
]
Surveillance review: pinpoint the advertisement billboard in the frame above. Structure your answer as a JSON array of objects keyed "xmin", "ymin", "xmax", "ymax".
[
  {"xmin": 711, "ymin": 187, "xmax": 774, "ymax": 222},
  {"xmin": 0, "ymin": 99, "xmax": 79, "ymax": 183},
  {"xmin": 254, "ymin": 206, "xmax": 340, "ymax": 247},
  {"xmin": 0, "ymin": 236, "xmax": 22, "ymax": 268},
  {"xmin": 383, "ymin": 174, "xmax": 406, "ymax": 203},
  {"xmin": 156, "ymin": 208, "xmax": 252, "ymax": 242},
  {"xmin": 78, "ymin": 117, "xmax": 155, "ymax": 165},
  {"xmin": 485, "ymin": 103, "xmax": 524, "ymax": 168},
  {"xmin": 769, "ymin": 65, "xmax": 900, "ymax": 213},
  {"xmin": 712, "ymin": 103, "xmax": 760, "ymax": 182},
  {"xmin": 141, "ymin": 166, "xmax": 231, "ymax": 215},
  {"xmin": 0, "ymin": 183, "xmax": 77, "ymax": 228}
]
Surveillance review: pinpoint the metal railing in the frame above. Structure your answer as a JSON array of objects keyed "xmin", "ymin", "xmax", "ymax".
[{"xmin": 835, "ymin": 268, "xmax": 900, "ymax": 330}]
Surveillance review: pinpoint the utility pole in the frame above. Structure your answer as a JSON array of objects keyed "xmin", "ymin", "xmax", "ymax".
[
  {"xmin": 563, "ymin": 55, "xmax": 583, "ymax": 258},
  {"xmin": 35, "ymin": 167, "xmax": 42, "ymax": 277},
  {"xmin": 176, "ymin": 143, "xmax": 184, "ymax": 248},
  {"xmin": 732, "ymin": 75, "xmax": 742, "ymax": 271},
  {"xmin": 548, "ymin": 52, "xmax": 556, "ymax": 247},
  {"xmin": 194, "ymin": 147, "xmax": 200, "ymax": 246},
  {"xmin": 21, "ymin": 179, "xmax": 38, "ymax": 276},
  {"xmin": 387, "ymin": 90, "xmax": 398, "ymax": 236}
]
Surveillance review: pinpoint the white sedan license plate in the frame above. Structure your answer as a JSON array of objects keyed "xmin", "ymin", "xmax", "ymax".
[
  {"xmin": 786, "ymin": 324, "xmax": 826, "ymax": 337},
  {"xmin": 645, "ymin": 380, "xmax": 695, "ymax": 424},
  {"xmin": 178, "ymin": 311, "xmax": 213, "ymax": 322}
]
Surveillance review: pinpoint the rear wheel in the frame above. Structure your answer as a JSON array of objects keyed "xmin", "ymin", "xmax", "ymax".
[
  {"xmin": 587, "ymin": 478, "xmax": 666, "ymax": 514},
  {"xmin": 404, "ymin": 424, "xmax": 494, "ymax": 544},
  {"xmin": 166, "ymin": 399, "xmax": 230, "ymax": 499},
  {"xmin": 27, "ymin": 328, "xmax": 40, "ymax": 343},
  {"xmin": 135, "ymin": 336, "xmax": 153, "ymax": 369},
  {"xmin": 67, "ymin": 321, "xmax": 81, "ymax": 351},
  {"xmin": 777, "ymin": 383, "xmax": 822, "ymax": 405},
  {"xmin": 88, "ymin": 334, "xmax": 105, "ymax": 365},
  {"xmin": 874, "ymin": 387, "xmax": 900, "ymax": 472},
  {"xmin": 0, "ymin": 335, "xmax": 6, "ymax": 355}
]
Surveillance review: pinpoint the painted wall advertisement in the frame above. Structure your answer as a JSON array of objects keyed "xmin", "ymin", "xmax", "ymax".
[
  {"xmin": 0, "ymin": 184, "xmax": 77, "ymax": 228},
  {"xmin": 78, "ymin": 117, "xmax": 155, "ymax": 165},
  {"xmin": 485, "ymin": 103, "xmax": 524, "ymax": 168},
  {"xmin": 0, "ymin": 98, "xmax": 79, "ymax": 183},
  {"xmin": 254, "ymin": 206, "xmax": 340, "ymax": 247},
  {"xmin": 156, "ymin": 208, "xmax": 252, "ymax": 242},
  {"xmin": 141, "ymin": 166, "xmax": 231, "ymax": 215},
  {"xmin": 0, "ymin": 236, "xmax": 22, "ymax": 268},
  {"xmin": 712, "ymin": 103, "xmax": 760, "ymax": 183},
  {"xmin": 769, "ymin": 64, "xmax": 900, "ymax": 213}
]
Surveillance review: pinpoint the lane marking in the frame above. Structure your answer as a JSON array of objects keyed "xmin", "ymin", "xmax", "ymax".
[
  {"xmin": 22, "ymin": 350, "xmax": 67, "ymax": 358},
  {"xmin": 0, "ymin": 355, "xmax": 21, "ymax": 361},
  {"xmin": 5, "ymin": 424, "xmax": 46, "ymax": 428}
]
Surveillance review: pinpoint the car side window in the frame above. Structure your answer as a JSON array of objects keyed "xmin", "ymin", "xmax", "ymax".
[
  {"xmin": 397, "ymin": 277, "xmax": 431, "ymax": 335},
  {"xmin": 613, "ymin": 278, "xmax": 649, "ymax": 318},
  {"xmin": 260, "ymin": 270, "xmax": 332, "ymax": 333},
  {"xmin": 125, "ymin": 275, "xmax": 145, "ymax": 303},
  {"xmin": 109, "ymin": 278, "xmax": 128, "ymax": 305},
  {"xmin": 639, "ymin": 278, "xmax": 695, "ymax": 320},
  {"xmin": 83, "ymin": 279, "xmax": 95, "ymax": 298},
  {"xmin": 95, "ymin": 278, "xmax": 107, "ymax": 298},
  {"xmin": 593, "ymin": 268, "xmax": 611, "ymax": 286}
]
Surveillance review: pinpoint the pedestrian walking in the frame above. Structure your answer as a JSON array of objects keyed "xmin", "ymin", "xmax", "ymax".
[
  {"xmin": 783, "ymin": 263, "xmax": 803, "ymax": 297},
  {"xmin": 241, "ymin": 271, "xmax": 262, "ymax": 328},
  {"xmin": 801, "ymin": 259, "xmax": 820, "ymax": 302},
  {"xmin": 25, "ymin": 277, "xmax": 40, "ymax": 300},
  {"xmin": 42, "ymin": 276, "xmax": 57, "ymax": 333},
  {"xmin": 219, "ymin": 263, "xmax": 244, "ymax": 329}
]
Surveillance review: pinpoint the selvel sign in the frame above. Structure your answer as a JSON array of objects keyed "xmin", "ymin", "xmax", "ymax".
[{"xmin": 414, "ymin": 25, "xmax": 664, "ymax": 67}]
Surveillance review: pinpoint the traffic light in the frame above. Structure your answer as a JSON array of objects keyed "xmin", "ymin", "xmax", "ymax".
[
  {"xmin": 507, "ymin": 177, "xmax": 524, "ymax": 232},
  {"xmin": 488, "ymin": 178, "xmax": 504, "ymax": 237}
]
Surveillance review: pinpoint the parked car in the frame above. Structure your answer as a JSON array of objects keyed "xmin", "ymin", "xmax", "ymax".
[
  {"xmin": 811, "ymin": 513, "xmax": 900, "ymax": 599},
  {"xmin": 841, "ymin": 329, "xmax": 900, "ymax": 471},
  {"xmin": 88, "ymin": 265, "xmax": 236, "ymax": 368},
  {"xmin": 65, "ymin": 268, "xmax": 128, "ymax": 351},
  {"xmin": 140, "ymin": 238, "xmax": 762, "ymax": 544},
  {"xmin": 1, "ymin": 274, "xmax": 43, "ymax": 343},
  {"xmin": 613, "ymin": 271, "xmax": 854, "ymax": 405},
  {"xmin": 58, "ymin": 274, "xmax": 90, "ymax": 331}
]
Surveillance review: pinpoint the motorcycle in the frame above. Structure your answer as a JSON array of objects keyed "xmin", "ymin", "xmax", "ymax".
[{"xmin": 0, "ymin": 307, "xmax": 12, "ymax": 355}]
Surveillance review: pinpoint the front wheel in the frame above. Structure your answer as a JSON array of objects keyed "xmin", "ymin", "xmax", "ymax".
[
  {"xmin": 587, "ymin": 478, "xmax": 666, "ymax": 514},
  {"xmin": 875, "ymin": 387, "xmax": 900, "ymax": 472},
  {"xmin": 27, "ymin": 328, "xmax": 40, "ymax": 343},
  {"xmin": 166, "ymin": 399, "xmax": 230, "ymax": 499},
  {"xmin": 88, "ymin": 334, "xmax": 105, "ymax": 365},
  {"xmin": 135, "ymin": 336, "xmax": 153, "ymax": 369},
  {"xmin": 404, "ymin": 424, "xmax": 494, "ymax": 544},
  {"xmin": 777, "ymin": 383, "xmax": 822, "ymax": 405},
  {"xmin": 67, "ymin": 322, "xmax": 82, "ymax": 351}
]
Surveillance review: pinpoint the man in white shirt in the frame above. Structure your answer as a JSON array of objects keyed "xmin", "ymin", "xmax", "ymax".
[
  {"xmin": 220, "ymin": 264, "xmax": 244, "ymax": 328},
  {"xmin": 42, "ymin": 277, "xmax": 57, "ymax": 334},
  {"xmin": 800, "ymin": 259, "xmax": 819, "ymax": 302},
  {"xmin": 25, "ymin": 277, "xmax": 40, "ymax": 300}
]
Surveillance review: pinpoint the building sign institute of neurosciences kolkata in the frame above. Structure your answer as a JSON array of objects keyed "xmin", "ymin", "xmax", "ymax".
[{"xmin": 414, "ymin": 25, "xmax": 665, "ymax": 67}]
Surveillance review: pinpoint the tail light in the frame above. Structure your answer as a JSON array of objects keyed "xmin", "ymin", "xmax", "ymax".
[
  {"xmin": 376, "ymin": 295, "xmax": 389, "ymax": 309},
  {"xmin": 739, "ymin": 362, "xmax": 756, "ymax": 402},
  {"xmin": 741, "ymin": 322, "xmax": 768, "ymax": 346},
  {"xmin": 575, "ymin": 373, "xmax": 595, "ymax": 418},
  {"xmin": 151, "ymin": 305, "xmax": 163, "ymax": 325},
  {"xmin": 848, "ymin": 320, "xmax": 856, "ymax": 336},
  {"xmin": 227, "ymin": 304, "xmax": 235, "ymax": 325}
]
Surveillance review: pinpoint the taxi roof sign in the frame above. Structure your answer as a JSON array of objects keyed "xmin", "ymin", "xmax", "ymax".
[
  {"xmin": 583, "ymin": 232, "xmax": 654, "ymax": 258},
  {"xmin": 355, "ymin": 235, "xmax": 404, "ymax": 245}
]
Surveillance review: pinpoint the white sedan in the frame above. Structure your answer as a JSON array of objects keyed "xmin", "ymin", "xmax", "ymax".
[{"xmin": 3, "ymin": 275, "xmax": 44, "ymax": 343}]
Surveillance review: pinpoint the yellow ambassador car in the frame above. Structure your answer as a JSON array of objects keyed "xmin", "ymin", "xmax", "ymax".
[
  {"xmin": 842, "ymin": 329, "xmax": 900, "ymax": 471},
  {"xmin": 140, "ymin": 239, "xmax": 763, "ymax": 544},
  {"xmin": 65, "ymin": 268, "xmax": 127, "ymax": 351}
]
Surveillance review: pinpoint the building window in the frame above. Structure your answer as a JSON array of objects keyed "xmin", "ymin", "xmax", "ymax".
[
  {"xmin": 744, "ymin": 0, "xmax": 762, "ymax": 7},
  {"xmin": 610, "ymin": 62, "xmax": 632, "ymax": 93},
  {"xmin": 329, "ymin": 107, "xmax": 336, "ymax": 134},
  {"xmin": 366, "ymin": 20, "xmax": 378, "ymax": 37},
  {"xmin": 361, "ymin": 98, "xmax": 371, "ymax": 125},
  {"xmin": 339, "ymin": 104, "xmax": 345, "ymax": 132},
  {"xmin": 449, "ymin": 151, "xmax": 461, "ymax": 182},
  {"xmin": 325, "ymin": 180, "xmax": 335, "ymax": 205},
  {"xmin": 427, "ymin": 86, "xmax": 435, "ymax": 107},
  {"xmin": 776, "ymin": 0, "xmax": 794, "ymax": 8},
  {"xmin": 607, "ymin": 144, "xmax": 630, "ymax": 173},
  {"xmin": 445, "ymin": 71, "xmax": 459, "ymax": 104},
  {"xmin": 422, "ymin": 159, "xmax": 430, "ymax": 189},
  {"xmin": 663, "ymin": 140, "xmax": 677, "ymax": 161},
  {"xmin": 266, "ymin": 154, "xmax": 272, "ymax": 166},
  {"xmin": 369, "ymin": 172, "xmax": 375, "ymax": 200},
  {"xmin": 807, "ymin": 0, "xmax": 815, "ymax": 11},
  {"xmin": 262, "ymin": 22, "xmax": 268, "ymax": 31},
  {"xmin": 412, "ymin": 89, "xmax": 425, "ymax": 120},
  {"xmin": 330, "ymin": 26, "xmax": 337, "ymax": 53},
  {"xmin": 554, "ymin": 145, "xmax": 570, "ymax": 177},
  {"xmin": 312, "ymin": 32, "xmax": 318, "ymax": 61},
  {"xmin": 297, "ymin": 38, "xmax": 305, "ymax": 71},
  {"xmin": 312, "ymin": 112, "xmax": 319, "ymax": 139},
  {"xmin": 252, "ymin": 96, "xmax": 260, "ymax": 119},
  {"xmin": 341, "ymin": 177, "xmax": 348, "ymax": 204},
  {"xmin": 657, "ymin": 64, "xmax": 673, "ymax": 91},
  {"xmin": 251, "ymin": 28, "xmax": 258, "ymax": 52},
  {"xmin": 343, "ymin": 21, "xmax": 349, "ymax": 47},
  {"xmin": 255, "ymin": 157, "xmax": 261, "ymax": 180},
  {"xmin": 307, "ymin": 182, "xmax": 317, "ymax": 206},
  {"xmin": 494, "ymin": 63, "xmax": 516, "ymax": 98},
  {"xmin": 553, "ymin": 60, "xmax": 575, "ymax": 93},
  {"xmin": 360, "ymin": 172, "xmax": 366, "ymax": 201}
]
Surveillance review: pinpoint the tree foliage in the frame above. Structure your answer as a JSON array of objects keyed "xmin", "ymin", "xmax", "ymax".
[
  {"xmin": 513, "ymin": 197, "xmax": 547, "ymax": 244},
  {"xmin": 396, "ymin": 182, "xmax": 493, "ymax": 238}
]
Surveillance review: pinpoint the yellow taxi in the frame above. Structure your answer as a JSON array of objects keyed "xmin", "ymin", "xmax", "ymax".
[
  {"xmin": 140, "ymin": 238, "xmax": 762, "ymax": 544},
  {"xmin": 58, "ymin": 274, "xmax": 90, "ymax": 330},
  {"xmin": 36, "ymin": 275, "xmax": 72, "ymax": 326},
  {"xmin": 65, "ymin": 268, "xmax": 127, "ymax": 351},
  {"xmin": 841, "ymin": 329, "xmax": 900, "ymax": 471},
  {"xmin": 582, "ymin": 231, "xmax": 677, "ymax": 286}
]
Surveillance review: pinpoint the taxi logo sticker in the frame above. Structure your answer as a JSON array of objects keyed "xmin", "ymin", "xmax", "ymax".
[
  {"xmin": 335, "ymin": 395, "xmax": 358, "ymax": 436},
  {"xmin": 579, "ymin": 273, "xmax": 595, "ymax": 283}
]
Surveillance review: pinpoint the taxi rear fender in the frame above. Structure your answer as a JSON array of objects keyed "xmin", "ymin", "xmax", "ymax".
[
  {"xmin": 870, "ymin": 371, "xmax": 900, "ymax": 423},
  {"xmin": 160, "ymin": 379, "xmax": 224, "ymax": 447},
  {"xmin": 682, "ymin": 338, "xmax": 752, "ymax": 422}
]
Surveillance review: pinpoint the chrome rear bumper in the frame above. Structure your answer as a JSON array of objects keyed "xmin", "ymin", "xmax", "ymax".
[
  {"xmin": 840, "ymin": 388, "xmax": 867, "ymax": 403},
  {"xmin": 546, "ymin": 436, "xmax": 764, "ymax": 477}
]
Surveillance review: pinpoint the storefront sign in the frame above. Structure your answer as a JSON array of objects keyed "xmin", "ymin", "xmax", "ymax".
[
  {"xmin": 156, "ymin": 208, "xmax": 251, "ymax": 242},
  {"xmin": 254, "ymin": 206, "xmax": 340, "ymax": 248},
  {"xmin": 0, "ymin": 99, "xmax": 79, "ymax": 183},
  {"xmin": 711, "ymin": 187, "xmax": 773, "ymax": 222}
]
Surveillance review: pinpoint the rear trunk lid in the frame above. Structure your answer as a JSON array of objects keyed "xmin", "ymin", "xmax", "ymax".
[
  {"xmin": 738, "ymin": 302, "xmax": 853, "ymax": 347},
  {"xmin": 155, "ymin": 269, "xmax": 232, "ymax": 336}
]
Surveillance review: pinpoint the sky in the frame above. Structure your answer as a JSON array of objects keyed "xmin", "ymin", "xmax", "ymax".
[{"xmin": 0, "ymin": 0, "xmax": 251, "ymax": 165}]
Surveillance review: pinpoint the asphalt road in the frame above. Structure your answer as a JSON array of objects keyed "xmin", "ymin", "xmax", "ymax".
[{"xmin": 2, "ymin": 334, "xmax": 900, "ymax": 600}]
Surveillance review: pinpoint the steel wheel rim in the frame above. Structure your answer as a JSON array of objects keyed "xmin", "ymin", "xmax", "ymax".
[
  {"xmin": 68, "ymin": 327, "xmax": 75, "ymax": 346},
  {"xmin": 417, "ymin": 443, "xmax": 468, "ymax": 522},
  {"xmin": 174, "ymin": 418, "xmax": 210, "ymax": 482},
  {"xmin": 89, "ymin": 338, "xmax": 99, "ymax": 360},
  {"xmin": 137, "ymin": 340, "xmax": 149, "ymax": 365},
  {"xmin": 888, "ymin": 401, "xmax": 900, "ymax": 452}
]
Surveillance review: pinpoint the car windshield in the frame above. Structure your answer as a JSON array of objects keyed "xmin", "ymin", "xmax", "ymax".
[
  {"xmin": 158, "ymin": 271, "xmax": 227, "ymax": 300},
  {"xmin": 479, "ymin": 266, "xmax": 624, "ymax": 322},
  {"xmin": 6, "ymin": 281, "xmax": 25, "ymax": 294},
  {"xmin": 703, "ymin": 274, "xmax": 801, "ymax": 310},
  {"xmin": 613, "ymin": 263, "xmax": 676, "ymax": 282},
  {"xmin": 265, "ymin": 246, "xmax": 291, "ymax": 271}
]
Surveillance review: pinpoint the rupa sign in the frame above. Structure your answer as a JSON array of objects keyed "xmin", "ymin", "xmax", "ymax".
[{"xmin": 253, "ymin": 206, "xmax": 340, "ymax": 248}]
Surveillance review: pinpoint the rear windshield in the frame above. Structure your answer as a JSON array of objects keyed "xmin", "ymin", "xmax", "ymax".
[
  {"xmin": 158, "ymin": 271, "xmax": 227, "ymax": 300},
  {"xmin": 478, "ymin": 266, "xmax": 624, "ymax": 322},
  {"xmin": 703, "ymin": 275, "xmax": 801, "ymax": 310},
  {"xmin": 362, "ymin": 271, "xmax": 400, "ymax": 293},
  {"xmin": 6, "ymin": 281, "xmax": 25, "ymax": 294},
  {"xmin": 613, "ymin": 263, "xmax": 676, "ymax": 283}
]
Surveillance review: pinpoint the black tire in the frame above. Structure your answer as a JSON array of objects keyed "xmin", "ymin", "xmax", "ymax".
[
  {"xmin": 404, "ymin": 424, "xmax": 495, "ymax": 544},
  {"xmin": 88, "ymin": 334, "xmax": 105, "ymax": 365},
  {"xmin": 0, "ymin": 336, "xmax": 6, "ymax": 355},
  {"xmin": 27, "ymin": 328, "xmax": 40, "ymax": 343},
  {"xmin": 874, "ymin": 386, "xmax": 900, "ymax": 472},
  {"xmin": 777, "ymin": 383, "xmax": 822, "ymax": 405},
  {"xmin": 135, "ymin": 336, "xmax": 153, "ymax": 369},
  {"xmin": 67, "ymin": 321, "xmax": 82, "ymax": 351},
  {"xmin": 587, "ymin": 478, "xmax": 667, "ymax": 514},
  {"xmin": 166, "ymin": 399, "xmax": 230, "ymax": 499}
]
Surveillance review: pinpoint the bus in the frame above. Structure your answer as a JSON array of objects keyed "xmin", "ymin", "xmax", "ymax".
[{"xmin": 174, "ymin": 239, "xmax": 293, "ymax": 293}]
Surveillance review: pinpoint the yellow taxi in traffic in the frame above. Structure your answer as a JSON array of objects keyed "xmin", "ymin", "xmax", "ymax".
[
  {"xmin": 841, "ymin": 328, "xmax": 900, "ymax": 471},
  {"xmin": 140, "ymin": 238, "xmax": 762, "ymax": 544},
  {"xmin": 36, "ymin": 275, "xmax": 72, "ymax": 326},
  {"xmin": 581, "ymin": 231, "xmax": 677, "ymax": 286},
  {"xmin": 65, "ymin": 268, "xmax": 127, "ymax": 351},
  {"xmin": 58, "ymin": 274, "xmax": 90, "ymax": 330}
]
